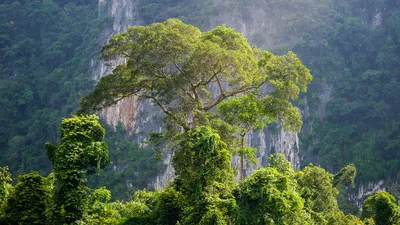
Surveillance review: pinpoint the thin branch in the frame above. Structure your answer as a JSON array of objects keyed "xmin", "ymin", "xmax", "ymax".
[
  {"xmin": 173, "ymin": 61, "xmax": 183, "ymax": 73},
  {"xmin": 138, "ymin": 94, "xmax": 173, "ymax": 117},
  {"xmin": 193, "ymin": 73, "xmax": 216, "ymax": 88},
  {"xmin": 202, "ymin": 84, "xmax": 263, "ymax": 111},
  {"xmin": 190, "ymin": 83, "xmax": 199, "ymax": 100},
  {"xmin": 156, "ymin": 66, "xmax": 168, "ymax": 78},
  {"xmin": 181, "ymin": 87, "xmax": 196, "ymax": 100},
  {"xmin": 216, "ymin": 75, "xmax": 224, "ymax": 95},
  {"xmin": 92, "ymin": 93, "xmax": 136, "ymax": 112},
  {"xmin": 137, "ymin": 94, "xmax": 190, "ymax": 131}
]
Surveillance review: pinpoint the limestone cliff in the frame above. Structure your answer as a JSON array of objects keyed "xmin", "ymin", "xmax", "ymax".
[{"xmin": 349, "ymin": 180, "xmax": 386, "ymax": 208}]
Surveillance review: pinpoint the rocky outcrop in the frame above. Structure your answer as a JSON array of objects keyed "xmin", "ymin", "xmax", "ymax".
[
  {"xmin": 348, "ymin": 180, "xmax": 385, "ymax": 207},
  {"xmin": 208, "ymin": 2, "xmax": 293, "ymax": 49},
  {"xmin": 93, "ymin": 0, "xmax": 172, "ymax": 189},
  {"xmin": 316, "ymin": 83, "xmax": 333, "ymax": 120},
  {"xmin": 237, "ymin": 127, "xmax": 300, "ymax": 178},
  {"xmin": 92, "ymin": 0, "xmax": 141, "ymax": 134},
  {"xmin": 100, "ymin": 96, "xmax": 138, "ymax": 135}
]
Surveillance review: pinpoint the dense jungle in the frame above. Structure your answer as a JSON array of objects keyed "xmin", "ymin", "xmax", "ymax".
[{"xmin": 1, "ymin": 0, "xmax": 400, "ymax": 224}]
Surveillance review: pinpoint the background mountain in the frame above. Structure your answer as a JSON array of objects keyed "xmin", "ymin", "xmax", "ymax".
[{"xmin": 1, "ymin": 0, "xmax": 399, "ymax": 211}]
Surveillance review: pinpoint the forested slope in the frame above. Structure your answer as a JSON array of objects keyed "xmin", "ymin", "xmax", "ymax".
[
  {"xmin": 0, "ymin": 0, "xmax": 106, "ymax": 174},
  {"xmin": 1, "ymin": 0, "xmax": 400, "ymax": 208},
  {"xmin": 294, "ymin": 0, "xmax": 400, "ymax": 187}
]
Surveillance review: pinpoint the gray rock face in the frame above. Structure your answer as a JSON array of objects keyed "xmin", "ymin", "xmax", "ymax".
[
  {"xmin": 349, "ymin": 180, "xmax": 385, "ymax": 207},
  {"xmin": 316, "ymin": 83, "xmax": 333, "ymax": 120},
  {"xmin": 372, "ymin": 11, "xmax": 383, "ymax": 29},
  {"xmin": 208, "ymin": 2, "xmax": 295, "ymax": 49}
]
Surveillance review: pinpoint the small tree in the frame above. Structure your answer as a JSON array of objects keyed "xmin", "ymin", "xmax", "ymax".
[
  {"xmin": 236, "ymin": 154, "xmax": 310, "ymax": 224},
  {"xmin": 45, "ymin": 115, "xmax": 109, "ymax": 224},
  {"xmin": 173, "ymin": 126, "xmax": 237, "ymax": 224},
  {"xmin": 3, "ymin": 172, "xmax": 50, "ymax": 225},
  {"xmin": 296, "ymin": 164, "xmax": 342, "ymax": 224},
  {"xmin": 296, "ymin": 163, "xmax": 358, "ymax": 224},
  {"xmin": 218, "ymin": 95, "xmax": 263, "ymax": 180},
  {"xmin": 218, "ymin": 94, "xmax": 303, "ymax": 180},
  {"xmin": 362, "ymin": 191, "xmax": 399, "ymax": 225},
  {"xmin": 333, "ymin": 164, "xmax": 357, "ymax": 188}
]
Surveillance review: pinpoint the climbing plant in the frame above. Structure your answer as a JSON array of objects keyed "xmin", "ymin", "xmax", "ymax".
[{"xmin": 45, "ymin": 115, "xmax": 109, "ymax": 224}]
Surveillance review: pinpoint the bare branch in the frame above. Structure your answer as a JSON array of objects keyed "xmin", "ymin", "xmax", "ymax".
[
  {"xmin": 137, "ymin": 94, "xmax": 190, "ymax": 131},
  {"xmin": 91, "ymin": 94, "xmax": 136, "ymax": 112},
  {"xmin": 138, "ymin": 94, "xmax": 173, "ymax": 117},
  {"xmin": 216, "ymin": 75, "xmax": 224, "ymax": 95},
  {"xmin": 202, "ymin": 82, "xmax": 265, "ymax": 111},
  {"xmin": 190, "ymin": 82, "xmax": 199, "ymax": 100},
  {"xmin": 181, "ymin": 87, "xmax": 196, "ymax": 100}
]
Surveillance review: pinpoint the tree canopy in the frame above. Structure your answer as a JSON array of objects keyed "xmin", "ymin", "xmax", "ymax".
[
  {"xmin": 2, "ymin": 172, "xmax": 50, "ymax": 225},
  {"xmin": 0, "ymin": 116, "xmax": 392, "ymax": 225},
  {"xmin": 362, "ymin": 191, "xmax": 400, "ymax": 225},
  {"xmin": 80, "ymin": 18, "xmax": 311, "ymax": 138}
]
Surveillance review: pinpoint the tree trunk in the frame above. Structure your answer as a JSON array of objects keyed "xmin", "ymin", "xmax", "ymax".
[{"xmin": 240, "ymin": 135, "xmax": 245, "ymax": 181}]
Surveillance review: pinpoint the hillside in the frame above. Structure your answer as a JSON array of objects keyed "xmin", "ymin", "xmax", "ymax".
[{"xmin": 0, "ymin": 0, "xmax": 400, "ymax": 212}]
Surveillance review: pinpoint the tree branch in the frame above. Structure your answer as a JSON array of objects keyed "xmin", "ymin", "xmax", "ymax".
[
  {"xmin": 216, "ymin": 75, "xmax": 224, "ymax": 95},
  {"xmin": 181, "ymin": 87, "xmax": 196, "ymax": 100},
  {"xmin": 86, "ymin": 92, "xmax": 138, "ymax": 113},
  {"xmin": 190, "ymin": 82, "xmax": 199, "ymax": 100},
  {"xmin": 138, "ymin": 94, "xmax": 173, "ymax": 117},
  {"xmin": 202, "ymin": 83, "xmax": 264, "ymax": 111},
  {"xmin": 137, "ymin": 94, "xmax": 190, "ymax": 131}
]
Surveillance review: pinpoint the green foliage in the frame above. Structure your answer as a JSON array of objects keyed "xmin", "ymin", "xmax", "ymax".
[
  {"xmin": 173, "ymin": 126, "xmax": 237, "ymax": 224},
  {"xmin": 46, "ymin": 115, "xmax": 109, "ymax": 224},
  {"xmin": 80, "ymin": 19, "xmax": 311, "ymax": 145},
  {"xmin": 2, "ymin": 172, "xmax": 50, "ymax": 225},
  {"xmin": 122, "ymin": 189, "xmax": 161, "ymax": 224},
  {"xmin": 216, "ymin": 93, "xmax": 305, "ymax": 178},
  {"xmin": 78, "ymin": 187, "xmax": 124, "ymax": 225},
  {"xmin": 88, "ymin": 122, "xmax": 165, "ymax": 201},
  {"xmin": 296, "ymin": 164, "xmax": 342, "ymax": 224},
  {"xmin": 4, "ymin": 0, "xmax": 400, "ymax": 223},
  {"xmin": 0, "ymin": 166, "xmax": 12, "ymax": 220},
  {"xmin": 362, "ymin": 191, "xmax": 400, "ymax": 225},
  {"xmin": 218, "ymin": 95, "xmax": 264, "ymax": 179},
  {"xmin": 333, "ymin": 164, "xmax": 357, "ymax": 188},
  {"xmin": 236, "ymin": 154, "xmax": 309, "ymax": 224},
  {"xmin": 154, "ymin": 187, "xmax": 186, "ymax": 225},
  {"xmin": 1, "ymin": 126, "xmax": 379, "ymax": 225},
  {"xmin": 296, "ymin": 0, "xmax": 400, "ymax": 188},
  {"xmin": 0, "ymin": 0, "xmax": 108, "ymax": 176},
  {"xmin": 218, "ymin": 95, "xmax": 266, "ymax": 133}
]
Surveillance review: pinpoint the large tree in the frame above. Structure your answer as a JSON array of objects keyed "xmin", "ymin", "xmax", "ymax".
[{"xmin": 80, "ymin": 18, "xmax": 311, "ymax": 139}]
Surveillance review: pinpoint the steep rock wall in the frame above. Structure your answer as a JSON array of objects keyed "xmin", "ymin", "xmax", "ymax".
[
  {"xmin": 91, "ymin": 0, "xmax": 141, "ymax": 133},
  {"xmin": 349, "ymin": 180, "xmax": 386, "ymax": 207}
]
